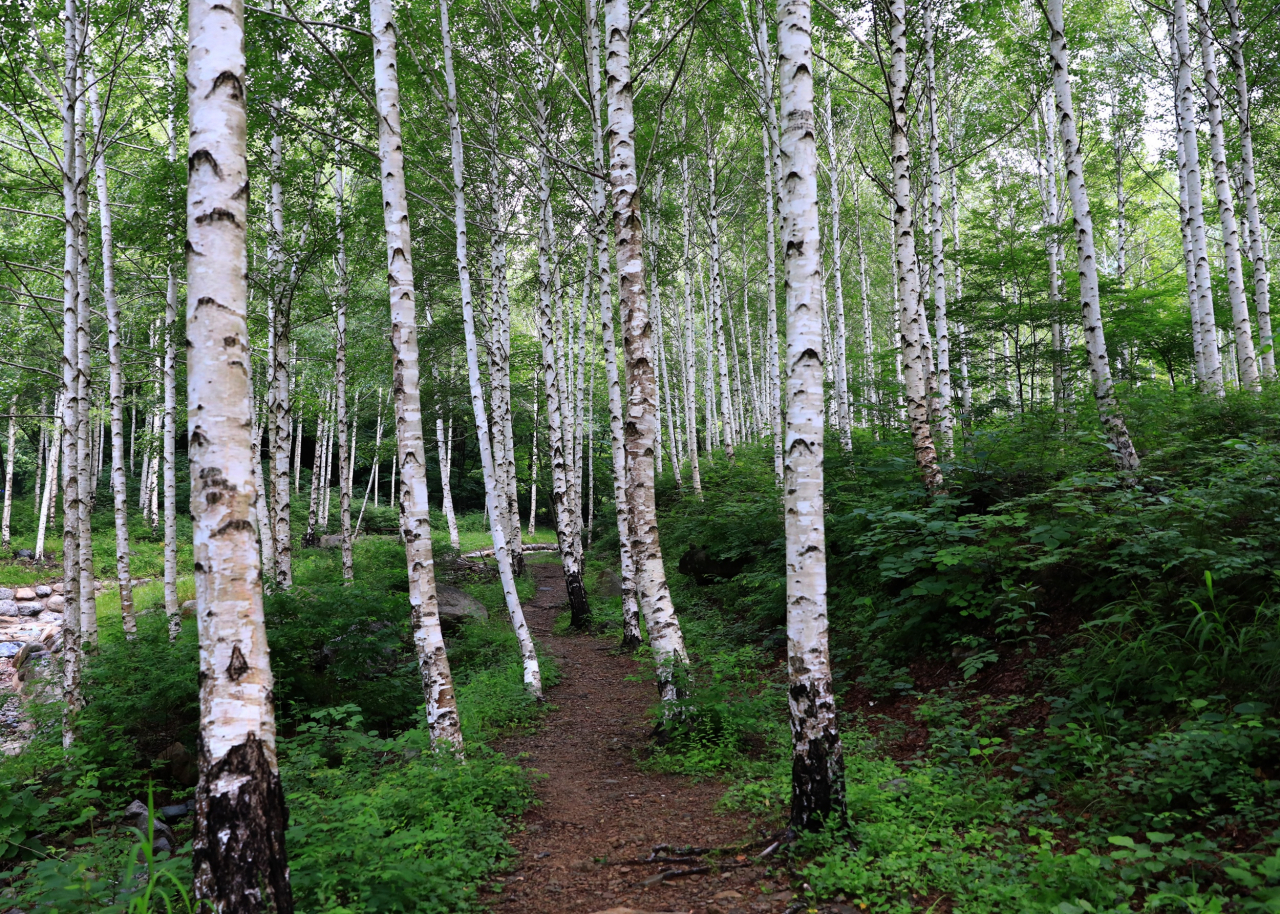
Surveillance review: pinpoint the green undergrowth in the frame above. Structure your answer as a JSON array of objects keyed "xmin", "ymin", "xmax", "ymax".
[
  {"xmin": 597, "ymin": 384, "xmax": 1280, "ymax": 912},
  {"xmin": 0, "ymin": 518, "xmax": 550, "ymax": 912}
]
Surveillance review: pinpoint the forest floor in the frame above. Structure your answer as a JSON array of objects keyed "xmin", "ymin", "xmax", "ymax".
[{"xmin": 493, "ymin": 560, "xmax": 824, "ymax": 914}]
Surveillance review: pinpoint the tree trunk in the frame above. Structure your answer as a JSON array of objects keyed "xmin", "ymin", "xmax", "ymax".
[
  {"xmin": 1223, "ymin": 0, "xmax": 1274, "ymax": 379},
  {"xmin": 1170, "ymin": 28, "xmax": 1206, "ymax": 380},
  {"xmin": 185, "ymin": 0, "xmax": 293, "ymax": 904},
  {"xmin": 1173, "ymin": 0, "xmax": 1223, "ymax": 393},
  {"xmin": 86, "ymin": 72, "xmax": 136, "ymax": 639},
  {"xmin": 267, "ymin": 100, "xmax": 293, "ymax": 588},
  {"xmin": 439, "ymin": 0, "xmax": 541, "ymax": 696},
  {"xmin": 776, "ymin": 0, "xmax": 847, "ymax": 834},
  {"xmin": 679, "ymin": 152, "xmax": 703, "ymax": 497},
  {"xmin": 822, "ymin": 83, "xmax": 852, "ymax": 450},
  {"xmin": 534, "ymin": 53, "xmax": 591, "ymax": 631},
  {"xmin": 72, "ymin": 54, "xmax": 95, "ymax": 648},
  {"xmin": 335, "ymin": 161, "xmax": 354, "ymax": 582},
  {"xmin": 434, "ymin": 387, "xmax": 460, "ymax": 549},
  {"xmin": 1196, "ymin": 0, "xmax": 1259, "ymax": 391},
  {"xmin": 371, "ymin": 0, "xmax": 463, "ymax": 749},
  {"xmin": 605, "ymin": 0, "xmax": 689, "ymax": 702},
  {"xmin": 706, "ymin": 130, "xmax": 737, "ymax": 461},
  {"xmin": 1046, "ymin": 0, "xmax": 1140, "ymax": 471},
  {"xmin": 888, "ymin": 0, "xmax": 944, "ymax": 495},
  {"xmin": 253, "ymin": 401, "xmax": 275, "ymax": 575},
  {"xmin": 527, "ymin": 372, "xmax": 538, "ymax": 538},
  {"xmin": 924, "ymin": 0, "xmax": 953, "ymax": 452},
  {"xmin": 35, "ymin": 405, "xmax": 59, "ymax": 563}
]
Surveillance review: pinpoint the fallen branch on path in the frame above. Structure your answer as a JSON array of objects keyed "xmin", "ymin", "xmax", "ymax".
[{"xmin": 460, "ymin": 543, "xmax": 559, "ymax": 559}]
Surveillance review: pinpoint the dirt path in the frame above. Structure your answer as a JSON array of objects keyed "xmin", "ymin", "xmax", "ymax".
[{"xmin": 493, "ymin": 561, "xmax": 800, "ymax": 914}]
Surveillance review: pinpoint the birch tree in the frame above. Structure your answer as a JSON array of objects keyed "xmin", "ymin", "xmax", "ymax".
[
  {"xmin": 185, "ymin": 0, "xmax": 292, "ymax": 904},
  {"xmin": 1043, "ymin": 0, "xmax": 1140, "ymax": 472},
  {"xmin": 371, "ymin": 0, "xmax": 463, "ymax": 748}
]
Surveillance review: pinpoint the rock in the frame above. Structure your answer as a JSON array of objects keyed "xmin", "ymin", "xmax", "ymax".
[
  {"xmin": 159, "ymin": 799, "xmax": 195, "ymax": 820},
  {"xmin": 34, "ymin": 585, "xmax": 51, "ymax": 598},
  {"xmin": 0, "ymin": 642, "xmax": 21, "ymax": 658},
  {"xmin": 180, "ymin": 600, "xmax": 197, "ymax": 618},
  {"xmin": 12, "ymin": 550, "xmax": 32, "ymax": 560},
  {"xmin": 156, "ymin": 741, "xmax": 199, "ymax": 787},
  {"xmin": 46, "ymin": 595, "xmax": 65, "ymax": 611},
  {"xmin": 713, "ymin": 891, "xmax": 744, "ymax": 901},
  {"xmin": 13, "ymin": 588, "xmax": 35, "ymax": 602},
  {"xmin": 0, "ymin": 601, "xmax": 18, "ymax": 617},
  {"xmin": 0, "ymin": 588, "xmax": 12, "ymax": 602},
  {"xmin": 597, "ymin": 569, "xmax": 624, "ymax": 597},
  {"xmin": 13, "ymin": 643, "xmax": 41, "ymax": 670},
  {"xmin": 14, "ymin": 603, "xmax": 41, "ymax": 618},
  {"xmin": 318, "ymin": 534, "xmax": 345, "ymax": 549},
  {"xmin": 122, "ymin": 800, "xmax": 178, "ymax": 854},
  {"xmin": 36, "ymin": 610, "xmax": 61, "ymax": 625},
  {"xmin": 51, "ymin": 582, "xmax": 64, "ymax": 594},
  {"xmin": 585, "ymin": 909, "xmax": 685, "ymax": 914},
  {"xmin": 436, "ymin": 585, "xmax": 488, "ymax": 624}
]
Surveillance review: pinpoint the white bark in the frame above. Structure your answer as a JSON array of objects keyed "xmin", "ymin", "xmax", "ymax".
[
  {"xmin": 605, "ymin": 0, "xmax": 689, "ymax": 703},
  {"xmin": 266, "ymin": 101, "xmax": 293, "ymax": 588},
  {"xmin": 1196, "ymin": 0, "xmax": 1259, "ymax": 391},
  {"xmin": 888, "ymin": 0, "xmax": 944, "ymax": 495},
  {"xmin": 1046, "ymin": 0, "xmax": 1140, "ymax": 471},
  {"xmin": 679, "ymin": 153, "xmax": 703, "ymax": 497},
  {"xmin": 185, "ymin": 0, "xmax": 292, "ymax": 901},
  {"xmin": 371, "ymin": 0, "xmax": 463, "ymax": 749},
  {"xmin": 35, "ymin": 406, "xmax": 59, "ymax": 563},
  {"xmin": 1173, "ymin": 0, "xmax": 1224, "ymax": 393},
  {"xmin": 821, "ymin": 82, "xmax": 852, "ymax": 450},
  {"xmin": 1223, "ymin": 0, "xmax": 1274, "ymax": 379},
  {"xmin": 923, "ymin": 0, "xmax": 953, "ymax": 452},
  {"xmin": 1170, "ymin": 27, "xmax": 1207, "ymax": 380},
  {"xmin": 777, "ymin": 0, "xmax": 846, "ymax": 832},
  {"xmin": 438, "ymin": 0, "xmax": 540, "ymax": 696},
  {"xmin": 335, "ymin": 160, "xmax": 354, "ymax": 582},
  {"xmin": 73, "ymin": 55, "xmax": 95, "ymax": 648},
  {"xmin": 86, "ymin": 71, "xmax": 136, "ymax": 638},
  {"xmin": 434, "ymin": 389, "xmax": 460, "ymax": 550},
  {"xmin": 706, "ymin": 130, "xmax": 737, "ymax": 461}
]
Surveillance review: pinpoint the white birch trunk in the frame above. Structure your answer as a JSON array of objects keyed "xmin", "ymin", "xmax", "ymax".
[
  {"xmin": 434, "ymin": 395, "xmax": 460, "ymax": 549},
  {"xmin": 706, "ymin": 134, "xmax": 737, "ymax": 460},
  {"xmin": 1046, "ymin": 0, "xmax": 1140, "ymax": 471},
  {"xmin": 1196, "ymin": 0, "xmax": 1259, "ymax": 391},
  {"xmin": 605, "ymin": 0, "xmax": 689, "ymax": 702},
  {"xmin": 335, "ymin": 161, "xmax": 354, "ymax": 582},
  {"xmin": 923, "ymin": 0, "xmax": 953, "ymax": 452},
  {"xmin": 822, "ymin": 84, "xmax": 852, "ymax": 449},
  {"xmin": 1170, "ymin": 30, "xmax": 1206, "ymax": 381},
  {"xmin": 777, "ymin": 0, "xmax": 846, "ymax": 832},
  {"xmin": 371, "ymin": 0, "xmax": 463, "ymax": 749},
  {"xmin": 185, "ymin": 0, "xmax": 292, "ymax": 901},
  {"xmin": 1173, "ymin": 0, "xmax": 1224, "ymax": 393},
  {"xmin": 36, "ymin": 407, "xmax": 59, "ymax": 563},
  {"xmin": 440, "ymin": 0, "xmax": 539, "ymax": 701},
  {"xmin": 679, "ymin": 154, "xmax": 703, "ymax": 496},
  {"xmin": 86, "ymin": 72, "xmax": 136, "ymax": 638},
  {"xmin": 73, "ymin": 58, "xmax": 95, "ymax": 648},
  {"xmin": 1223, "ymin": 0, "xmax": 1274, "ymax": 379},
  {"xmin": 888, "ymin": 0, "xmax": 944, "ymax": 494}
]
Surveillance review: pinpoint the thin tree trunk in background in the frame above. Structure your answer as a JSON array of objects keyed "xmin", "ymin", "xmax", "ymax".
[
  {"xmin": 335, "ymin": 159, "xmax": 354, "ymax": 582},
  {"xmin": 1169, "ymin": 26, "xmax": 1206, "ymax": 380},
  {"xmin": 320, "ymin": 397, "xmax": 334, "ymax": 530},
  {"xmin": 1173, "ymin": 0, "xmax": 1223, "ymax": 393},
  {"xmin": 822, "ymin": 82, "xmax": 852, "ymax": 450},
  {"xmin": 1045, "ymin": 0, "xmax": 1140, "ymax": 472},
  {"xmin": 253, "ymin": 401, "xmax": 275, "ymax": 576},
  {"xmin": 434, "ymin": 384, "xmax": 460, "ymax": 549},
  {"xmin": 679, "ymin": 152, "xmax": 703, "ymax": 497},
  {"xmin": 371, "ymin": 0, "xmax": 462, "ymax": 749},
  {"xmin": 605, "ymin": 0, "xmax": 690, "ymax": 704},
  {"xmin": 73, "ymin": 60, "xmax": 95, "ymax": 648},
  {"xmin": 1223, "ymin": 0, "xmax": 1274, "ymax": 379},
  {"xmin": 777, "ymin": 0, "xmax": 847, "ymax": 834},
  {"xmin": 440, "ymin": 0, "xmax": 541, "ymax": 695},
  {"xmin": 185, "ymin": 0, "xmax": 293, "ymax": 902},
  {"xmin": 35, "ymin": 405, "xmax": 59, "ymax": 562},
  {"xmin": 266, "ymin": 99, "xmax": 294, "ymax": 587},
  {"xmin": 535, "ymin": 50, "xmax": 592, "ymax": 630},
  {"xmin": 2, "ymin": 403, "xmax": 14, "ymax": 549},
  {"xmin": 1196, "ymin": 0, "xmax": 1259, "ymax": 391},
  {"xmin": 924, "ymin": 0, "xmax": 953, "ymax": 453},
  {"xmin": 706, "ymin": 129, "xmax": 736, "ymax": 461},
  {"xmin": 87, "ymin": 72, "xmax": 135, "ymax": 638},
  {"xmin": 527, "ymin": 371, "xmax": 538, "ymax": 538},
  {"xmin": 888, "ymin": 0, "xmax": 944, "ymax": 495},
  {"xmin": 304, "ymin": 408, "xmax": 323, "ymax": 546}
]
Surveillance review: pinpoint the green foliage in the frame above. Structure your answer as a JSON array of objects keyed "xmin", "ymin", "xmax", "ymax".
[{"xmin": 282, "ymin": 707, "xmax": 533, "ymax": 914}]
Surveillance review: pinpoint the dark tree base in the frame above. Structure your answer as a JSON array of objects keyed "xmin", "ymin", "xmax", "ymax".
[
  {"xmin": 511, "ymin": 551, "xmax": 525, "ymax": 578},
  {"xmin": 789, "ymin": 693, "xmax": 848, "ymax": 833},
  {"xmin": 565, "ymin": 569, "xmax": 591, "ymax": 629},
  {"xmin": 618, "ymin": 631, "xmax": 642, "ymax": 653},
  {"xmin": 194, "ymin": 733, "xmax": 293, "ymax": 914}
]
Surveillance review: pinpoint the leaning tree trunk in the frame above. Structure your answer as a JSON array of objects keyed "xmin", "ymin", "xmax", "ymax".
[
  {"xmin": 605, "ymin": 0, "xmax": 689, "ymax": 703},
  {"xmin": 1173, "ymin": 0, "xmax": 1223, "ymax": 393},
  {"xmin": 1196, "ymin": 0, "xmax": 1259, "ymax": 391},
  {"xmin": 1045, "ymin": 0, "xmax": 1140, "ymax": 471},
  {"xmin": 534, "ymin": 57, "xmax": 592, "ymax": 630},
  {"xmin": 1223, "ymin": 0, "xmax": 1274, "ymax": 380},
  {"xmin": 589, "ymin": 0, "xmax": 642, "ymax": 649},
  {"xmin": 185, "ymin": 0, "xmax": 293, "ymax": 906},
  {"xmin": 86, "ymin": 72, "xmax": 136, "ymax": 638},
  {"xmin": 439, "ymin": 0, "xmax": 541, "ymax": 696},
  {"xmin": 888, "ymin": 0, "xmax": 944, "ymax": 495},
  {"xmin": 371, "ymin": 0, "xmax": 463, "ymax": 748},
  {"xmin": 777, "ymin": 0, "xmax": 847, "ymax": 834}
]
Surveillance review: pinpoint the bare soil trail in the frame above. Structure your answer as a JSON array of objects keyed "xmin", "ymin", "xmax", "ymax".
[{"xmin": 493, "ymin": 560, "xmax": 804, "ymax": 914}]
